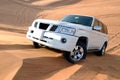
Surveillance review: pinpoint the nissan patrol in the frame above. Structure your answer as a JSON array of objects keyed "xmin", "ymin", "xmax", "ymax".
[{"xmin": 26, "ymin": 14, "xmax": 108, "ymax": 63}]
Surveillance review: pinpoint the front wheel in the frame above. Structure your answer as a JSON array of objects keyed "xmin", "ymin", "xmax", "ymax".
[
  {"xmin": 33, "ymin": 41, "xmax": 40, "ymax": 48},
  {"xmin": 63, "ymin": 42, "xmax": 87, "ymax": 63}
]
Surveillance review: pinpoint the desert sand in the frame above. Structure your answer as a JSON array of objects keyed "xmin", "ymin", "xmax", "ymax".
[{"xmin": 0, "ymin": 0, "xmax": 120, "ymax": 80}]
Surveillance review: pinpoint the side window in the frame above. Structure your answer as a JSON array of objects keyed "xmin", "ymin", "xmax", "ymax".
[
  {"xmin": 93, "ymin": 19, "xmax": 99, "ymax": 31},
  {"xmin": 99, "ymin": 22, "xmax": 105, "ymax": 34},
  {"xmin": 93, "ymin": 19, "xmax": 107, "ymax": 34},
  {"xmin": 93, "ymin": 19, "xmax": 99, "ymax": 27},
  {"xmin": 103, "ymin": 25, "xmax": 108, "ymax": 34}
]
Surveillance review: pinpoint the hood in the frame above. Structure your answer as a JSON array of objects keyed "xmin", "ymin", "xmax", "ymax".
[
  {"xmin": 35, "ymin": 19, "xmax": 58, "ymax": 24},
  {"xmin": 57, "ymin": 21, "xmax": 91, "ymax": 31}
]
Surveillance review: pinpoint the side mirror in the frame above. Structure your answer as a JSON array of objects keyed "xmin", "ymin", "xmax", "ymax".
[{"xmin": 93, "ymin": 26, "xmax": 102, "ymax": 31}]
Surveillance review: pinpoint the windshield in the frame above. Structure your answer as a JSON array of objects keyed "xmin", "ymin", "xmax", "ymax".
[{"xmin": 60, "ymin": 15, "xmax": 93, "ymax": 26}]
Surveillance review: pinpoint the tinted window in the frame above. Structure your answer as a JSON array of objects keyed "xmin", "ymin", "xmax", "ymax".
[
  {"xmin": 102, "ymin": 23, "xmax": 108, "ymax": 34},
  {"xmin": 60, "ymin": 15, "xmax": 93, "ymax": 26},
  {"xmin": 39, "ymin": 23, "xmax": 49, "ymax": 30},
  {"xmin": 50, "ymin": 25, "xmax": 58, "ymax": 31},
  {"xmin": 93, "ymin": 19, "xmax": 100, "ymax": 31},
  {"xmin": 93, "ymin": 19, "xmax": 108, "ymax": 34},
  {"xmin": 93, "ymin": 19, "xmax": 99, "ymax": 27},
  {"xmin": 99, "ymin": 22, "xmax": 105, "ymax": 33}
]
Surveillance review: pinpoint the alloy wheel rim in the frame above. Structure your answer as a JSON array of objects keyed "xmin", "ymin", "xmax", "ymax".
[
  {"xmin": 102, "ymin": 45, "xmax": 106, "ymax": 55},
  {"xmin": 70, "ymin": 46, "xmax": 84, "ymax": 61}
]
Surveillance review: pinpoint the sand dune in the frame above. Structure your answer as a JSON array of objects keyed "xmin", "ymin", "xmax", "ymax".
[{"xmin": 0, "ymin": 0, "xmax": 120, "ymax": 80}]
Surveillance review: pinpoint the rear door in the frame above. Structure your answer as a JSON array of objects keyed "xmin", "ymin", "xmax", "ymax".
[{"xmin": 89, "ymin": 19, "xmax": 106, "ymax": 50}]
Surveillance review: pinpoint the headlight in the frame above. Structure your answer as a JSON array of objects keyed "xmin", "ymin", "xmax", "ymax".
[{"xmin": 59, "ymin": 27, "xmax": 76, "ymax": 35}]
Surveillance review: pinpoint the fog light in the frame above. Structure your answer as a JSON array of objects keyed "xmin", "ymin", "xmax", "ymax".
[
  {"xmin": 61, "ymin": 38, "xmax": 67, "ymax": 43},
  {"xmin": 31, "ymin": 30, "xmax": 34, "ymax": 33}
]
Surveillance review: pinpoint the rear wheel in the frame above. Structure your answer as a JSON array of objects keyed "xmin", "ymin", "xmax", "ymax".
[
  {"xmin": 63, "ymin": 41, "xmax": 87, "ymax": 63},
  {"xmin": 96, "ymin": 43, "xmax": 107, "ymax": 56}
]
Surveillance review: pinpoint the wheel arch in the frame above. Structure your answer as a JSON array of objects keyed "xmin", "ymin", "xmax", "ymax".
[
  {"xmin": 99, "ymin": 41, "xmax": 108, "ymax": 50},
  {"xmin": 76, "ymin": 37, "xmax": 88, "ymax": 46},
  {"xmin": 104, "ymin": 41, "xmax": 108, "ymax": 46}
]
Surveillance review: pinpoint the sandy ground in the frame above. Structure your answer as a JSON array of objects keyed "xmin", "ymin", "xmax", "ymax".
[{"xmin": 0, "ymin": 0, "xmax": 120, "ymax": 80}]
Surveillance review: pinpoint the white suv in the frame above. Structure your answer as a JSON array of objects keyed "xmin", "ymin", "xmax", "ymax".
[{"xmin": 26, "ymin": 14, "xmax": 108, "ymax": 63}]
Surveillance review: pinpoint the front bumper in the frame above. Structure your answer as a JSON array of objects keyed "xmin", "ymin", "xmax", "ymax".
[{"xmin": 26, "ymin": 29, "xmax": 78, "ymax": 51}]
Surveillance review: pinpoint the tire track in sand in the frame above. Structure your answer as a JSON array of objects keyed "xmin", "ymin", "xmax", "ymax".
[
  {"xmin": 109, "ymin": 32, "xmax": 120, "ymax": 41},
  {"xmin": 107, "ymin": 31, "xmax": 120, "ymax": 54}
]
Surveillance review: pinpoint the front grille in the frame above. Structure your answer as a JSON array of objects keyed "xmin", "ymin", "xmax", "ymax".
[
  {"xmin": 50, "ymin": 25, "xmax": 58, "ymax": 31},
  {"xmin": 39, "ymin": 23, "xmax": 50, "ymax": 30},
  {"xmin": 34, "ymin": 22, "xmax": 38, "ymax": 28}
]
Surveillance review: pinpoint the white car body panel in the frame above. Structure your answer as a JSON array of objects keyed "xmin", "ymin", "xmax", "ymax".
[
  {"xmin": 90, "ymin": 30, "xmax": 108, "ymax": 49},
  {"xmin": 27, "ymin": 28, "xmax": 78, "ymax": 51},
  {"xmin": 26, "ymin": 15, "xmax": 108, "ymax": 52}
]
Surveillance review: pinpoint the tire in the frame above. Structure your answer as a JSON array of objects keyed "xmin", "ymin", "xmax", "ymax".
[
  {"xmin": 96, "ymin": 43, "xmax": 107, "ymax": 56},
  {"xmin": 63, "ymin": 41, "xmax": 87, "ymax": 63},
  {"xmin": 33, "ymin": 41, "xmax": 40, "ymax": 48}
]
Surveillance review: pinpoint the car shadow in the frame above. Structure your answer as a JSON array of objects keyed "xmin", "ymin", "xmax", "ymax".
[
  {"xmin": 0, "ymin": 44, "xmax": 64, "ymax": 52},
  {"xmin": 68, "ymin": 53, "xmax": 120, "ymax": 80},
  {"xmin": 0, "ymin": 44, "xmax": 33, "ymax": 50},
  {"xmin": 13, "ymin": 53, "xmax": 120, "ymax": 80},
  {"xmin": 13, "ymin": 56, "xmax": 73, "ymax": 80}
]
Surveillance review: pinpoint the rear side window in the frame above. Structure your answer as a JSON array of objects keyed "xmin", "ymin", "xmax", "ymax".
[
  {"xmin": 93, "ymin": 19, "xmax": 108, "ymax": 34},
  {"xmin": 102, "ymin": 24, "xmax": 108, "ymax": 34},
  {"xmin": 93, "ymin": 19, "xmax": 99, "ymax": 30},
  {"xmin": 99, "ymin": 22, "xmax": 108, "ymax": 34},
  {"xmin": 99, "ymin": 22, "xmax": 105, "ymax": 33},
  {"xmin": 93, "ymin": 19, "xmax": 99, "ymax": 27}
]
